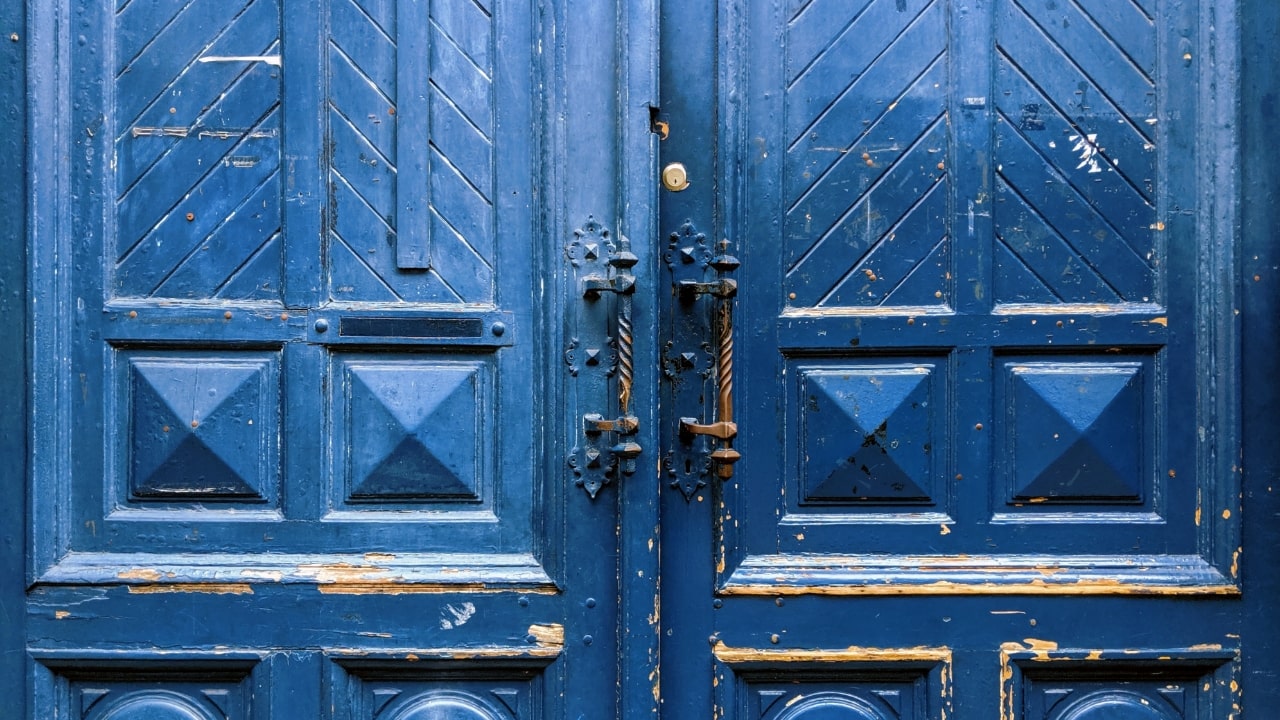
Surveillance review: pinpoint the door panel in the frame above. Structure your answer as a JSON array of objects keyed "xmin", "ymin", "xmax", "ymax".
[
  {"xmin": 22, "ymin": 0, "xmax": 657, "ymax": 717},
  {"xmin": 659, "ymin": 0, "xmax": 1244, "ymax": 717},
  {"xmin": 66, "ymin": 0, "xmax": 539, "ymax": 572},
  {"xmin": 726, "ymin": 0, "xmax": 1222, "ymax": 590}
]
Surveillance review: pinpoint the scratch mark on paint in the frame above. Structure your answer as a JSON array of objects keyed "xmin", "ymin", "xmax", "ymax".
[{"xmin": 131, "ymin": 126, "xmax": 189, "ymax": 138}]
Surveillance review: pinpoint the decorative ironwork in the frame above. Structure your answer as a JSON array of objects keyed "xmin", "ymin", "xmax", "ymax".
[
  {"xmin": 567, "ymin": 217, "xmax": 641, "ymax": 498},
  {"xmin": 671, "ymin": 237, "xmax": 742, "ymax": 495}
]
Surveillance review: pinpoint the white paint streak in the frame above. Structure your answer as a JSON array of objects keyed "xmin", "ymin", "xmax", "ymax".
[
  {"xmin": 1069, "ymin": 133, "xmax": 1104, "ymax": 174},
  {"xmin": 198, "ymin": 54, "xmax": 282, "ymax": 67},
  {"xmin": 439, "ymin": 602, "xmax": 477, "ymax": 630}
]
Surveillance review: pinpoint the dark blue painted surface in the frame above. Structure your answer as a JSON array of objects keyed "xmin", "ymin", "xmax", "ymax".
[
  {"xmin": 1240, "ymin": 0, "xmax": 1280, "ymax": 708},
  {"xmin": 659, "ymin": 0, "xmax": 1265, "ymax": 717},
  {"xmin": 1, "ymin": 0, "xmax": 27, "ymax": 717},
  {"xmin": 7, "ymin": 0, "xmax": 1277, "ymax": 717},
  {"xmin": 15, "ymin": 0, "xmax": 660, "ymax": 718}
]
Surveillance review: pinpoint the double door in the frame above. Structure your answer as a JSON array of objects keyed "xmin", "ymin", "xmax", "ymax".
[{"xmin": 10, "ymin": 0, "xmax": 1260, "ymax": 717}]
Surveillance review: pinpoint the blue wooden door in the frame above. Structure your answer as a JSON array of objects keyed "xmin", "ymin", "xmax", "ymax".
[
  {"xmin": 11, "ymin": 0, "xmax": 1277, "ymax": 717},
  {"xmin": 657, "ymin": 0, "xmax": 1255, "ymax": 717},
  {"xmin": 17, "ymin": 0, "xmax": 660, "ymax": 717}
]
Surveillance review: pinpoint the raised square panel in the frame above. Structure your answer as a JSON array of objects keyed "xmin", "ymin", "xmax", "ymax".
[
  {"xmin": 795, "ymin": 361, "xmax": 945, "ymax": 507},
  {"xmin": 332, "ymin": 355, "xmax": 492, "ymax": 509},
  {"xmin": 999, "ymin": 358, "xmax": 1152, "ymax": 507},
  {"xmin": 117, "ymin": 351, "xmax": 281, "ymax": 505}
]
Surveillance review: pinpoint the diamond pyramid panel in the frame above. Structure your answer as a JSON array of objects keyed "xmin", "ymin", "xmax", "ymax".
[
  {"xmin": 126, "ymin": 355, "xmax": 278, "ymax": 502},
  {"xmin": 799, "ymin": 364, "xmax": 938, "ymax": 504},
  {"xmin": 344, "ymin": 360, "xmax": 484, "ymax": 503},
  {"xmin": 1007, "ymin": 362, "xmax": 1146, "ymax": 503}
]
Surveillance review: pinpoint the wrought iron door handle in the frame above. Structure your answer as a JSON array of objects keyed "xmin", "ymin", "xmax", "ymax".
[
  {"xmin": 678, "ymin": 245, "xmax": 741, "ymax": 479},
  {"xmin": 573, "ymin": 235, "xmax": 642, "ymax": 493}
]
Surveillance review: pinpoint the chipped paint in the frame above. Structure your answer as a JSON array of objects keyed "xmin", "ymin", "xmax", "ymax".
[
  {"xmin": 296, "ymin": 562, "xmax": 389, "ymax": 584},
  {"xmin": 316, "ymin": 582, "xmax": 507, "ymax": 595},
  {"xmin": 117, "ymin": 568, "xmax": 164, "ymax": 581},
  {"xmin": 54, "ymin": 610, "xmax": 70, "ymax": 619},
  {"xmin": 713, "ymin": 642, "xmax": 951, "ymax": 664},
  {"xmin": 330, "ymin": 646, "xmax": 562, "ymax": 660},
  {"xmin": 1005, "ymin": 638, "xmax": 1059, "ymax": 662},
  {"xmin": 128, "ymin": 583, "xmax": 253, "ymax": 595},
  {"xmin": 724, "ymin": 580, "xmax": 1239, "ymax": 596},
  {"xmin": 527, "ymin": 623, "xmax": 565, "ymax": 649},
  {"xmin": 1069, "ymin": 133, "xmax": 1105, "ymax": 173}
]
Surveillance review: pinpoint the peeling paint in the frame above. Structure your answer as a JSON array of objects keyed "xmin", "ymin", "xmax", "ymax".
[
  {"xmin": 527, "ymin": 623, "xmax": 565, "ymax": 649},
  {"xmin": 117, "ymin": 568, "xmax": 164, "ymax": 581},
  {"xmin": 128, "ymin": 583, "xmax": 253, "ymax": 595},
  {"xmin": 713, "ymin": 642, "xmax": 950, "ymax": 664}
]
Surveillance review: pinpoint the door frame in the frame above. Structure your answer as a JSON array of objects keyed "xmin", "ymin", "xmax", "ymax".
[{"xmin": 1239, "ymin": 0, "xmax": 1280, "ymax": 707}]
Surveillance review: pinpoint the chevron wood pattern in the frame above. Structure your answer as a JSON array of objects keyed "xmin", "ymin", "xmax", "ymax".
[
  {"xmin": 783, "ymin": 0, "xmax": 951, "ymax": 309},
  {"xmin": 112, "ymin": 0, "xmax": 284, "ymax": 301},
  {"xmin": 326, "ymin": 0, "xmax": 496, "ymax": 304},
  {"xmin": 993, "ymin": 0, "xmax": 1159, "ymax": 305}
]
